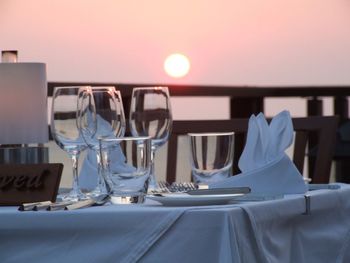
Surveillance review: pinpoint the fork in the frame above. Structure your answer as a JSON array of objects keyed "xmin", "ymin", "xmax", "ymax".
[
  {"xmin": 154, "ymin": 181, "xmax": 197, "ymax": 193},
  {"xmin": 157, "ymin": 181, "xmax": 172, "ymax": 193},
  {"xmin": 173, "ymin": 182, "xmax": 197, "ymax": 192}
]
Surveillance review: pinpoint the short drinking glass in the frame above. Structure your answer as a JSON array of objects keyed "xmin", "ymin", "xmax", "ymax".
[
  {"xmin": 189, "ymin": 132, "xmax": 234, "ymax": 184},
  {"xmin": 99, "ymin": 137, "xmax": 151, "ymax": 204}
]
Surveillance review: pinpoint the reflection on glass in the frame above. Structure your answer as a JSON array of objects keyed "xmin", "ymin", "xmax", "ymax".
[
  {"xmin": 189, "ymin": 132, "xmax": 234, "ymax": 184},
  {"xmin": 51, "ymin": 86, "xmax": 90, "ymax": 201},
  {"xmin": 78, "ymin": 87, "xmax": 125, "ymax": 197},
  {"xmin": 129, "ymin": 87, "xmax": 172, "ymax": 190}
]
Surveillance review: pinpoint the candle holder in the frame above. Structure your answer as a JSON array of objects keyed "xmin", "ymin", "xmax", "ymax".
[{"xmin": 0, "ymin": 51, "xmax": 48, "ymax": 164}]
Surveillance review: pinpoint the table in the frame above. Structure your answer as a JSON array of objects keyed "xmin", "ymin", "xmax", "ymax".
[{"xmin": 1, "ymin": 184, "xmax": 350, "ymax": 263}]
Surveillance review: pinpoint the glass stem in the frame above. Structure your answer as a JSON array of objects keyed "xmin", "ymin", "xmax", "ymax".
[
  {"xmin": 148, "ymin": 149, "xmax": 157, "ymax": 189},
  {"xmin": 70, "ymin": 152, "xmax": 80, "ymax": 196},
  {"xmin": 100, "ymin": 148, "xmax": 111, "ymax": 193},
  {"xmin": 96, "ymin": 151, "xmax": 106, "ymax": 193}
]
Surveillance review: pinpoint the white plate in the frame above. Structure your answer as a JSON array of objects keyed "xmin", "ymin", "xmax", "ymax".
[{"xmin": 147, "ymin": 193, "xmax": 245, "ymax": 206}]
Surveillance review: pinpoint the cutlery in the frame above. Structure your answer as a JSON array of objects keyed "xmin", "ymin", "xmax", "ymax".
[
  {"xmin": 64, "ymin": 194, "xmax": 110, "ymax": 210},
  {"xmin": 153, "ymin": 181, "xmax": 251, "ymax": 196},
  {"xmin": 19, "ymin": 195, "xmax": 110, "ymax": 211},
  {"xmin": 233, "ymin": 194, "xmax": 284, "ymax": 201},
  {"xmin": 19, "ymin": 201, "xmax": 52, "ymax": 211},
  {"xmin": 155, "ymin": 181, "xmax": 198, "ymax": 193},
  {"xmin": 308, "ymin": 184, "xmax": 340, "ymax": 191},
  {"xmin": 64, "ymin": 199, "xmax": 96, "ymax": 210},
  {"xmin": 151, "ymin": 187, "xmax": 251, "ymax": 197},
  {"xmin": 48, "ymin": 201, "xmax": 75, "ymax": 211},
  {"xmin": 33, "ymin": 201, "xmax": 53, "ymax": 211},
  {"xmin": 186, "ymin": 187, "xmax": 251, "ymax": 195}
]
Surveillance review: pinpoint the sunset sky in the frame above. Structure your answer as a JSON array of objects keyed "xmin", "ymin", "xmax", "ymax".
[{"xmin": 1, "ymin": 0, "xmax": 350, "ymax": 86}]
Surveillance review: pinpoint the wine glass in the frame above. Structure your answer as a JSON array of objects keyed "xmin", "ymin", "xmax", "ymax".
[
  {"xmin": 78, "ymin": 86, "xmax": 126, "ymax": 197},
  {"xmin": 129, "ymin": 87, "xmax": 172, "ymax": 190},
  {"xmin": 50, "ymin": 86, "xmax": 90, "ymax": 201}
]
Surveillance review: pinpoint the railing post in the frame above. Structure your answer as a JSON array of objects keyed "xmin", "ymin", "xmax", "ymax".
[
  {"xmin": 334, "ymin": 96, "xmax": 349, "ymax": 182},
  {"xmin": 334, "ymin": 96, "xmax": 348, "ymax": 121},
  {"xmin": 307, "ymin": 97, "xmax": 323, "ymax": 182},
  {"xmin": 230, "ymin": 97, "xmax": 264, "ymax": 118}
]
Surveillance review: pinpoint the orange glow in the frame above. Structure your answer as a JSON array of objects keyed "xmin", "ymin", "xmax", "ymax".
[{"xmin": 164, "ymin": 53, "xmax": 190, "ymax": 78}]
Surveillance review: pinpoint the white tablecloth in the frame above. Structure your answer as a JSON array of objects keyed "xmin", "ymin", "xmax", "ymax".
[{"xmin": 1, "ymin": 184, "xmax": 350, "ymax": 263}]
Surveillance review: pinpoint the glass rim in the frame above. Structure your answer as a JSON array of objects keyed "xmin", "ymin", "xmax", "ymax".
[
  {"xmin": 98, "ymin": 136, "xmax": 152, "ymax": 142},
  {"xmin": 53, "ymin": 85, "xmax": 90, "ymax": 90},
  {"xmin": 78, "ymin": 87, "xmax": 122, "ymax": 98},
  {"xmin": 89, "ymin": 86, "xmax": 117, "ymax": 90},
  {"xmin": 187, "ymin": 132, "xmax": 235, "ymax": 137},
  {"xmin": 90, "ymin": 85, "xmax": 115, "ymax": 87},
  {"xmin": 132, "ymin": 86, "xmax": 168, "ymax": 91}
]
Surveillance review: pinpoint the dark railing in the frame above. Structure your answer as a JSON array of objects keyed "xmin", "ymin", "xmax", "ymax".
[
  {"xmin": 48, "ymin": 82, "xmax": 350, "ymax": 118},
  {"xmin": 48, "ymin": 82, "xmax": 350, "ymax": 182}
]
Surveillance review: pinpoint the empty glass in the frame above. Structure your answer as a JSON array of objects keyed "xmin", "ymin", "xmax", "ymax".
[
  {"xmin": 129, "ymin": 87, "xmax": 172, "ymax": 190},
  {"xmin": 99, "ymin": 137, "xmax": 151, "ymax": 204},
  {"xmin": 189, "ymin": 132, "xmax": 234, "ymax": 184},
  {"xmin": 50, "ymin": 86, "xmax": 90, "ymax": 201},
  {"xmin": 78, "ymin": 87, "xmax": 126, "ymax": 197}
]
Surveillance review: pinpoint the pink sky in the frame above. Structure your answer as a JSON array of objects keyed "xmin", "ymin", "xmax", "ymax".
[{"xmin": 1, "ymin": 0, "xmax": 350, "ymax": 85}]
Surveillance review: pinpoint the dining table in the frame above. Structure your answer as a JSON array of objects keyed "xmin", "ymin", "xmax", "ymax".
[{"xmin": 1, "ymin": 184, "xmax": 350, "ymax": 263}]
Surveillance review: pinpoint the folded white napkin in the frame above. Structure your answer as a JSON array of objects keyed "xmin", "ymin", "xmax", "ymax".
[
  {"xmin": 79, "ymin": 147, "xmax": 120, "ymax": 190},
  {"xmin": 79, "ymin": 146, "xmax": 133, "ymax": 190},
  {"xmin": 79, "ymin": 113, "xmax": 129, "ymax": 190},
  {"xmin": 210, "ymin": 111, "xmax": 307, "ymax": 195}
]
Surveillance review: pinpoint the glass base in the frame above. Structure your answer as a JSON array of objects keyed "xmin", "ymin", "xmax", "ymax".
[
  {"xmin": 86, "ymin": 184, "xmax": 109, "ymax": 198},
  {"xmin": 57, "ymin": 189, "xmax": 88, "ymax": 202},
  {"xmin": 147, "ymin": 173, "xmax": 159, "ymax": 193},
  {"xmin": 110, "ymin": 195, "xmax": 145, "ymax": 204},
  {"xmin": 86, "ymin": 188, "xmax": 108, "ymax": 198}
]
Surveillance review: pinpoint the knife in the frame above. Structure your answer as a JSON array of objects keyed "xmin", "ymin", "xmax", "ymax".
[{"xmin": 186, "ymin": 187, "xmax": 251, "ymax": 195}]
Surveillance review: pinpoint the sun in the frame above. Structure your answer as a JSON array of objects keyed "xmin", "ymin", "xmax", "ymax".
[{"xmin": 164, "ymin": 53, "xmax": 190, "ymax": 78}]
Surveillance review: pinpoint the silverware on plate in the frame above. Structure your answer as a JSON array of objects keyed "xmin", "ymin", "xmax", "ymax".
[{"xmin": 151, "ymin": 182, "xmax": 251, "ymax": 196}]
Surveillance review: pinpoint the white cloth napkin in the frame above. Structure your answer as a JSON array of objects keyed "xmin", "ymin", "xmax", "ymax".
[
  {"xmin": 79, "ymin": 147, "xmax": 128, "ymax": 190},
  {"xmin": 210, "ymin": 111, "xmax": 307, "ymax": 195},
  {"xmin": 79, "ymin": 112, "xmax": 130, "ymax": 190}
]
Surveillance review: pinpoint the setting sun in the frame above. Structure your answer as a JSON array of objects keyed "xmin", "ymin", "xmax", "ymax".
[{"xmin": 164, "ymin": 53, "xmax": 190, "ymax": 78}]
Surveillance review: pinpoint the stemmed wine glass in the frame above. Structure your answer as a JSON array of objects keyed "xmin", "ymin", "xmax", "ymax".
[
  {"xmin": 51, "ymin": 86, "xmax": 91, "ymax": 201},
  {"xmin": 129, "ymin": 87, "xmax": 172, "ymax": 190},
  {"xmin": 78, "ymin": 86, "xmax": 126, "ymax": 197}
]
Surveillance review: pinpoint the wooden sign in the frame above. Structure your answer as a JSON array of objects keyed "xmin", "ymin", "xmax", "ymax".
[{"xmin": 0, "ymin": 163, "xmax": 63, "ymax": 205}]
